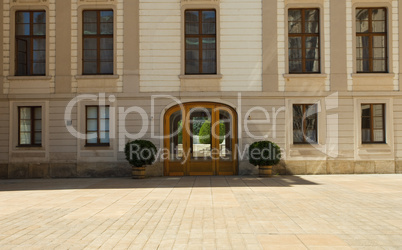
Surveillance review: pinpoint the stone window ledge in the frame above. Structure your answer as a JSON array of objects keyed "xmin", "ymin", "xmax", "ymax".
[
  {"xmin": 7, "ymin": 76, "xmax": 52, "ymax": 81},
  {"xmin": 179, "ymin": 74, "xmax": 223, "ymax": 79},
  {"xmin": 75, "ymin": 75, "xmax": 119, "ymax": 80},
  {"xmin": 283, "ymin": 74, "xmax": 327, "ymax": 78},
  {"xmin": 352, "ymin": 73, "xmax": 395, "ymax": 78}
]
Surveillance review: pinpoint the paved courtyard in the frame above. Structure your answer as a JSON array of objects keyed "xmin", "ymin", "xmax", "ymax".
[{"xmin": 0, "ymin": 175, "xmax": 401, "ymax": 249}]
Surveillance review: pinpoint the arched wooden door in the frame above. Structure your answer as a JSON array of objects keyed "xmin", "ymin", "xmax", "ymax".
[{"xmin": 164, "ymin": 103, "xmax": 237, "ymax": 176}]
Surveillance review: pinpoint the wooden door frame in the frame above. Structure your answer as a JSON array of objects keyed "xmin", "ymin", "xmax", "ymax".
[{"xmin": 163, "ymin": 102, "xmax": 238, "ymax": 176}]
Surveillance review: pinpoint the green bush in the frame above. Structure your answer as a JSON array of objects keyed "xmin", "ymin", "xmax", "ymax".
[
  {"xmin": 248, "ymin": 141, "xmax": 281, "ymax": 166},
  {"xmin": 192, "ymin": 118, "xmax": 206, "ymax": 135},
  {"xmin": 198, "ymin": 121, "xmax": 225, "ymax": 144},
  {"xmin": 124, "ymin": 140, "xmax": 157, "ymax": 167}
]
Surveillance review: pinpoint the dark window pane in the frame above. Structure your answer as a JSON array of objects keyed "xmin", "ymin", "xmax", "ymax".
[
  {"xmin": 84, "ymin": 38, "xmax": 97, "ymax": 49},
  {"xmin": 362, "ymin": 117, "xmax": 371, "ymax": 129},
  {"xmin": 305, "ymin": 60, "xmax": 319, "ymax": 72},
  {"xmin": 306, "ymin": 49, "xmax": 319, "ymax": 59},
  {"xmin": 289, "ymin": 49, "xmax": 302, "ymax": 60},
  {"xmin": 356, "ymin": 36, "xmax": 369, "ymax": 47},
  {"xmin": 288, "ymin": 21, "xmax": 302, "ymax": 33},
  {"xmin": 16, "ymin": 24, "xmax": 30, "ymax": 35},
  {"xmin": 33, "ymin": 51, "xmax": 46, "ymax": 62},
  {"xmin": 202, "ymin": 62, "xmax": 216, "ymax": 74},
  {"xmin": 100, "ymin": 38, "xmax": 113, "ymax": 50},
  {"xmin": 100, "ymin": 23, "xmax": 113, "ymax": 35},
  {"xmin": 33, "ymin": 12, "xmax": 45, "ymax": 23},
  {"xmin": 288, "ymin": 10, "xmax": 301, "ymax": 22},
  {"xmin": 33, "ymin": 63, "xmax": 45, "ymax": 75},
  {"xmin": 83, "ymin": 62, "xmax": 97, "ymax": 74},
  {"xmin": 185, "ymin": 61, "xmax": 199, "ymax": 74},
  {"xmin": 186, "ymin": 50, "xmax": 199, "ymax": 61},
  {"xmin": 305, "ymin": 9, "xmax": 319, "ymax": 21},
  {"xmin": 186, "ymin": 38, "xmax": 199, "ymax": 50},
  {"xmin": 293, "ymin": 130, "xmax": 303, "ymax": 143},
  {"xmin": 306, "ymin": 130, "xmax": 317, "ymax": 143},
  {"xmin": 84, "ymin": 50, "xmax": 97, "ymax": 61},
  {"xmin": 202, "ymin": 11, "xmax": 215, "ymax": 22},
  {"xmin": 185, "ymin": 11, "xmax": 199, "ymax": 22},
  {"xmin": 356, "ymin": 9, "xmax": 369, "ymax": 21},
  {"xmin": 305, "ymin": 21, "xmax": 319, "ymax": 33},
  {"xmin": 202, "ymin": 38, "xmax": 215, "ymax": 49},
  {"xmin": 288, "ymin": 37, "xmax": 301, "ymax": 48},
  {"xmin": 34, "ymin": 132, "xmax": 42, "ymax": 144},
  {"xmin": 83, "ymin": 11, "xmax": 97, "ymax": 23},
  {"xmin": 100, "ymin": 50, "xmax": 113, "ymax": 61},
  {"xmin": 202, "ymin": 50, "xmax": 216, "ymax": 61},
  {"xmin": 372, "ymin": 8, "xmax": 385, "ymax": 21},
  {"xmin": 100, "ymin": 62, "xmax": 113, "ymax": 74},
  {"xmin": 186, "ymin": 22, "xmax": 199, "ymax": 34},
  {"xmin": 289, "ymin": 60, "xmax": 302, "ymax": 72},
  {"xmin": 16, "ymin": 12, "xmax": 30, "ymax": 23},
  {"xmin": 17, "ymin": 52, "xmax": 27, "ymax": 64},
  {"xmin": 100, "ymin": 11, "xmax": 113, "ymax": 22},
  {"xmin": 84, "ymin": 24, "xmax": 97, "ymax": 35},
  {"xmin": 33, "ymin": 39, "xmax": 45, "ymax": 50},
  {"xmin": 202, "ymin": 23, "xmax": 215, "ymax": 34},
  {"xmin": 305, "ymin": 36, "xmax": 319, "ymax": 48}
]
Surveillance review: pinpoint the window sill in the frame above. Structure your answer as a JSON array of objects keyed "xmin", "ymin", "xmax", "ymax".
[
  {"xmin": 283, "ymin": 74, "xmax": 327, "ymax": 79},
  {"xmin": 352, "ymin": 73, "xmax": 395, "ymax": 78},
  {"xmin": 179, "ymin": 74, "xmax": 223, "ymax": 79},
  {"xmin": 7, "ymin": 76, "xmax": 52, "ymax": 81},
  {"xmin": 75, "ymin": 75, "xmax": 119, "ymax": 80}
]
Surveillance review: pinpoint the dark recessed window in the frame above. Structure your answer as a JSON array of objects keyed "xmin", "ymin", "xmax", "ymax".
[
  {"xmin": 185, "ymin": 9, "xmax": 216, "ymax": 74},
  {"xmin": 293, "ymin": 104, "xmax": 318, "ymax": 144},
  {"xmin": 83, "ymin": 10, "xmax": 113, "ymax": 75},
  {"xmin": 356, "ymin": 8, "xmax": 387, "ymax": 73},
  {"xmin": 362, "ymin": 104, "xmax": 385, "ymax": 143},
  {"xmin": 18, "ymin": 106, "xmax": 42, "ymax": 146},
  {"xmin": 288, "ymin": 9, "xmax": 320, "ymax": 73},
  {"xmin": 86, "ymin": 106, "xmax": 110, "ymax": 146},
  {"xmin": 15, "ymin": 11, "xmax": 46, "ymax": 76}
]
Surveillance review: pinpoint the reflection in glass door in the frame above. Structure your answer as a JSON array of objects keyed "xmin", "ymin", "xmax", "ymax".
[{"xmin": 164, "ymin": 103, "xmax": 237, "ymax": 176}]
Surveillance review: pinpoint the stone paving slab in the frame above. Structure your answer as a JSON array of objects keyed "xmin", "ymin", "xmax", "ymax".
[{"xmin": 0, "ymin": 175, "xmax": 401, "ymax": 249}]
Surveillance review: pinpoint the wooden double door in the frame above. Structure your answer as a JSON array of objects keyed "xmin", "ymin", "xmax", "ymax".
[{"xmin": 164, "ymin": 103, "xmax": 237, "ymax": 176}]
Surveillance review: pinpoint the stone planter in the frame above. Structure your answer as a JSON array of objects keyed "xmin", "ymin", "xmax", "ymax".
[
  {"xmin": 259, "ymin": 165, "xmax": 272, "ymax": 177},
  {"xmin": 132, "ymin": 166, "xmax": 146, "ymax": 179}
]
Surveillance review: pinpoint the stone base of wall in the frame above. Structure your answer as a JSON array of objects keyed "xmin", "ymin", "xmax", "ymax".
[
  {"xmin": 4, "ymin": 162, "xmax": 132, "ymax": 179},
  {"xmin": 280, "ymin": 160, "xmax": 400, "ymax": 175},
  {"xmin": 2, "ymin": 160, "xmax": 401, "ymax": 178}
]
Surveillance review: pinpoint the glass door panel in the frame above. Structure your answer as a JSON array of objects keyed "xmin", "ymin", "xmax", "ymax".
[
  {"xmin": 189, "ymin": 107, "xmax": 212, "ymax": 160},
  {"xmin": 169, "ymin": 110, "xmax": 183, "ymax": 160}
]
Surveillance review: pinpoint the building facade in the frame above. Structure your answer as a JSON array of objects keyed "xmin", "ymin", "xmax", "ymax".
[{"xmin": 0, "ymin": 0, "xmax": 401, "ymax": 178}]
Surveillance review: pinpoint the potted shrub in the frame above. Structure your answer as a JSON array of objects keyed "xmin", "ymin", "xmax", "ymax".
[
  {"xmin": 124, "ymin": 140, "xmax": 157, "ymax": 179},
  {"xmin": 249, "ymin": 141, "xmax": 281, "ymax": 177}
]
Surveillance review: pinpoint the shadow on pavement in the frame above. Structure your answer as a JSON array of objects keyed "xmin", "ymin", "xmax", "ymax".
[{"xmin": 0, "ymin": 175, "xmax": 319, "ymax": 191}]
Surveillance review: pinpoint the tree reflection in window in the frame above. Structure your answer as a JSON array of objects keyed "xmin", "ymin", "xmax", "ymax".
[
  {"xmin": 293, "ymin": 104, "xmax": 318, "ymax": 144},
  {"xmin": 288, "ymin": 9, "xmax": 320, "ymax": 73}
]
